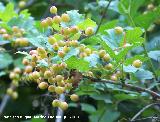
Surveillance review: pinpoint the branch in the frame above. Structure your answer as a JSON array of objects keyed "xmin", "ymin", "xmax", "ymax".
[
  {"xmin": 130, "ymin": 103, "xmax": 160, "ymax": 121},
  {"xmin": 0, "ymin": 95, "xmax": 10, "ymax": 117},
  {"xmin": 95, "ymin": 0, "xmax": 112, "ymax": 34},
  {"xmin": 83, "ymin": 76, "xmax": 160, "ymax": 99}
]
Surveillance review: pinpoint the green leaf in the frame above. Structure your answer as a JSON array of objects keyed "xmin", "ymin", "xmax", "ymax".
[
  {"xmin": 63, "ymin": 47, "xmax": 79, "ymax": 61},
  {"xmin": 90, "ymin": 94, "xmax": 112, "ymax": 103},
  {"xmin": 14, "ymin": 57, "xmax": 24, "ymax": 69},
  {"xmin": 148, "ymin": 50, "xmax": 160, "ymax": 62},
  {"xmin": 81, "ymin": 103, "xmax": 96, "ymax": 114},
  {"xmin": 31, "ymin": 117, "xmax": 45, "ymax": 122},
  {"xmin": 53, "ymin": 34, "xmax": 64, "ymax": 41},
  {"xmin": 0, "ymin": 71, "xmax": 6, "ymax": 77},
  {"xmin": 123, "ymin": 65, "xmax": 138, "ymax": 73},
  {"xmin": 125, "ymin": 27, "xmax": 144, "ymax": 45},
  {"xmin": 65, "ymin": 56, "xmax": 90, "ymax": 71},
  {"xmin": 0, "ymin": 53, "xmax": 13, "ymax": 69},
  {"xmin": 81, "ymin": 35, "xmax": 100, "ymax": 45},
  {"xmin": 84, "ymin": 54, "xmax": 101, "ymax": 67},
  {"xmin": 134, "ymin": 6, "xmax": 160, "ymax": 29},
  {"xmin": 0, "ymin": 3, "xmax": 17, "ymax": 22},
  {"xmin": 77, "ymin": 18, "xmax": 97, "ymax": 30},
  {"xmin": 37, "ymin": 59, "xmax": 48, "ymax": 68},
  {"xmin": 114, "ymin": 93, "xmax": 139, "ymax": 101},
  {"xmin": 135, "ymin": 69, "xmax": 154, "ymax": 80}
]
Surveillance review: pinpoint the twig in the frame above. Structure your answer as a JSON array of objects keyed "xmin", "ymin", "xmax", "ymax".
[
  {"xmin": 95, "ymin": 0, "xmax": 113, "ymax": 34},
  {"xmin": 0, "ymin": 95, "xmax": 10, "ymax": 117},
  {"xmin": 130, "ymin": 103, "xmax": 160, "ymax": 121},
  {"xmin": 83, "ymin": 76, "xmax": 160, "ymax": 99},
  {"xmin": 55, "ymin": 94, "xmax": 65, "ymax": 122}
]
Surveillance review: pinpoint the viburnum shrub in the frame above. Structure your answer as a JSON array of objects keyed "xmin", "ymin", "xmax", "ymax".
[{"xmin": 0, "ymin": 1, "xmax": 160, "ymax": 121}]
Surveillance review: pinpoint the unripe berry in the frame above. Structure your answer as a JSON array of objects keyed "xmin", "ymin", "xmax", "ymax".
[
  {"xmin": 19, "ymin": 38, "xmax": 29, "ymax": 47},
  {"xmin": 52, "ymin": 99, "xmax": 60, "ymax": 107},
  {"xmin": 99, "ymin": 50, "xmax": 106, "ymax": 58},
  {"xmin": 32, "ymin": 71, "xmax": 40, "ymax": 79},
  {"xmin": 37, "ymin": 47, "xmax": 46, "ymax": 54},
  {"xmin": 79, "ymin": 52, "xmax": 87, "ymax": 58},
  {"xmin": 62, "ymin": 27, "xmax": 70, "ymax": 35},
  {"xmin": 25, "ymin": 65, "xmax": 33, "ymax": 73},
  {"xmin": 105, "ymin": 63, "xmax": 113, "ymax": 70},
  {"xmin": 70, "ymin": 94, "xmax": 79, "ymax": 102},
  {"xmin": 53, "ymin": 43, "xmax": 59, "ymax": 51},
  {"xmin": 9, "ymin": 72, "xmax": 19, "ymax": 80},
  {"xmin": 85, "ymin": 48, "xmax": 92, "ymax": 55},
  {"xmin": 50, "ymin": 6, "xmax": 57, "ymax": 14},
  {"xmin": 147, "ymin": 4, "xmax": 154, "ymax": 11},
  {"xmin": 11, "ymin": 91, "xmax": 18, "ymax": 99},
  {"xmin": 38, "ymin": 82, "xmax": 48, "ymax": 89},
  {"xmin": 7, "ymin": 88, "xmax": 13, "ymax": 95},
  {"xmin": 110, "ymin": 75, "xmax": 118, "ymax": 81},
  {"xmin": 79, "ymin": 44, "xmax": 86, "ymax": 52},
  {"xmin": 18, "ymin": 1, "xmax": 26, "ymax": 8},
  {"xmin": 31, "ymin": 54, "xmax": 38, "ymax": 62},
  {"xmin": 48, "ymin": 78, "xmax": 56, "ymax": 84},
  {"xmin": 57, "ymin": 40, "xmax": 65, "ymax": 47},
  {"xmin": 12, "ymin": 26, "xmax": 19, "ymax": 33},
  {"xmin": 57, "ymin": 81, "xmax": 65, "ymax": 87},
  {"xmin": 132, "ymin": 59, "xmax": 142, "ymax": 68},
  {"xmin": 114, "ymin": 26, "xmax": 123, "ymax": 34},
  {"xmin": 46, "ymin": 17, "xmax": 53, "ymax": 26},
  {"xmin": 61, "ymin": 13, "xmax": 70, "ymax": 22},
  {"xmin": 48, "ymin": 85, "xmax": 55, "ymax": 92},
  {"xmin": 48, "ymin": 36, "xmax": 57, "ymax": 45},
  {"xmin": 71, "ymin": 40, "xmax": 78, "ymax": 47},
  {"xmin": 44, "ymin": 70, "xmax": 52, "ymax": 78},
  {"xmin": 58, "ymin": 51, "xmax": 65, "ymax": 58},
  {"xmin": 85, "ymin": 27, "xmax": 94, "ymax": 36},
  {"xmin": 13, "ymin": 67, "xmax": 21, "ymax": 74},
  {"xmin": 63, "ymin": 46, "xmax": 70, "ymax": 53},
  {"xmin": 103, "ymin": 54, "xmax": 111, "ymax": 62},
  {"xmin": 60, "ymin": 62, "xmax": 67, "ymax": 69},
  {"xmin": 70, "ymin": 26, "xmax": 79, "ymax": 33},
  {"xmin": 22, "ymin": 58, "xmax": 29, "ymax": 65},
  {"xmin": 59, "ymin": 102, "xmax": 68, "ymax": 110},
  {"xmin": 55, "ymin": 86, "xmax": 65, "ymax": 94},
  {"xmin": 53, "ymin": 16, "xmax": 61, "ymax": 24},
  {"xmin": 56, "ymin": 75, "xmax": 64, "ymax": 82}
]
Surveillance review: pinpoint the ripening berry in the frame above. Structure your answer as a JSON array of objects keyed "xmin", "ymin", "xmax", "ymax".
[
  {"xmin": 52, "ymin": 99, "xmax": 60, "ymax": 107},
  {"xmin": 56, "ymin": 75, "xmax": 64, "ymax": 82},
  {"xmin": 13, "ymin": 67, "xmax": 21, "ymax": 74},
  {"xmin": 85, "ymin": 27, "xmax": 94, "ymax": 36},
  {"xmin": 85, "ymin": 48, "xmax": 92, "ymax": 55},
  {"xmin": 48, "ymin": 85, "xmax": 55, "ymax": 92},
  {"xmin": 99, "ymin": 50, "xmax": 106, "ymax": 58},
  {"xmin": 105, "ymin": 63, "xmax": 113, "ymax": 70},
  {"xmin": 2, "ymin": 34, "xmax": 10, "ymax": 40},
  {"xmin": 58, "ymin": 51, "xmax": 65, "ymax": 58},
  {"xmin": 110, "ymin": 75, "xmax": 118, "ymax": 81},
  {"xmin": 12, "ymin": 26, "xmax": 19, "ymax": 33},
  {"xmin": 50, "ymin": 6, "xmax": 57, "ymax": 14},
  {"xmin": 65, "ymin": 83, "xmax": 72, "ymax": 90},
  {"xmin": 116, "ymin": 71, "xmax": 121, "ymax": 77},
  {"xmin": 53, "ymin": 43, "xmax": 59, "ymax": 51},
  {"xmin": 55, "ymin": 86, "xmax": 65, "ymax": 94},
  {"xmin": 18, "ymin": 38, "xmax": 29, "ymax": 47},
  {"xmin": 11, "ymin": 91, "xmax": 18, "ymax": 99},
  {"xmin": 7, "ymin": 88, "xmax": 13, "ymax": 96},
  {"xmin": 103, "ymin": 54, "xmax": 111, "ymax": 62},
  {"xmin": 22, "ymin": 58, "xmax": 29, "ymax": 65},
  {"xmin": 70, "ymin": 26, "xmax": 79, "ymax": 33},
  {"xmin": 44, "ymin": 70, "xmax": 52, "ymax": 78},
  {"xmin": 59, "ymin": 102, "xmax": 68, "ymax": 110},
  {"xmin": 18, "ymin": 1, "xmax": 26, "ymax": 8},
  {"xmin": 32, "ymin": 71, "xmax": 40, "ymax": 79},
  {"xmin": 31, "ymin": 54, "xmax": 38, "ymax": 62},
  {"xmin": 29, "ymin": 50, "xmax": 38, "ymax": 55},
  {"xmin": 46, "ymin": 17, "xmax": 53, "ymax": 26},
  {"xmin": 71, "ymin": 40, "xmax": 78, "ymax": 47},
  {"xmin": 63, "ymin": 46, "xmax": 70, "ymax": 53},
  {"xmin": 48, "ymin": 36, "xmax": 57, "ymax": 45},
  {"xmin": 41, "ymin": 19, "xmax": 48, "ymax": 28},
  {"xmin": 62, "ymin": 27, "xmax": 70, "ymax": 35},
  {"xmin": 61, "ymin": 13, "xmax": 70, "ymax": 22},
  {"xmin": 0, "ymin": 28, "xmax": 7, "ymax": 34},
  {"xmin": 25, "ymin": 65, "xmax": 33, "ymax": 73},
  {"xmin": 70, "ymin": 94, "xmax": 79, "ymax": 102},
  {"xmin": 57, "ymin": 40, "xmax": 65, "ymax": 47},
  {"xmin": 38, "ymin": 82, "xmax": 48, "ymax": 89},
  {"xmin": 132, "ymin": 59, "xmax": 142, "ymax": 68},
  {"xmin": 60, "ymin": 62, "xmax": 67, "ymax": 69},
  {"xmin": 57, "ymin": 81, "xmax": 65, "ymax": 87},
  {"xmin": 79, "ymin": 52, "xmax": 87, "ymax": 58},
  {"xmin": 114, "ymin": 26, "xmax": 123, "ymax": 34},
  {"xmin": 53, "ymin": 16, "xmax": 61, "ymax": 24}
]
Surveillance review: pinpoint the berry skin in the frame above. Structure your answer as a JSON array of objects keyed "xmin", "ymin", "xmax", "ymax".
[
  {"xmin": 85, "ymin": 27, "xmax": 94, "ymax": 36},
  {"xmin": 46, "ymin": 17, "xmax": 53, "ymax": 26},
  {"xmin": 12, "ymin": 26, "xmax": 19, "ymax": 33},
  {"xmin": 70, "ymin": 94, "xmax": 79, "ymax": 102},
  {"xmin": 32, "ymin": 71, "xmax": 40, "ymax": 79},
  {"xmin": 53, "ymin": 43, "xmax": 59, "ymax": 51},
  {"xmin": 50, "ymin": 6, "xmax": 57, "ymax": 14},
  {"xmin": 38, "ymin": 82, "xmax": 48, "ymax": 89},
  {"xmin": 18, "ymin": 1, "xmax": 26, "ymax": 8},
  {"xmin": 105, "ymin": 63, "xmax": 113, "ymax": 70},
  {"xmin": 37, "ymin": 47, "xmax": 46, "ymax": 54},
  {"xmin": 7, "ymin": 88, "xmax": 13, "ymax": 95},
  {"xmin": 41, "ymin": 19, "xmax": 48, "ymax": 28},
  {"xmin": 103, "ymin": 54, "xmax": 111, "ymax": 62},
  {"xmin": 58, "ymin": 51, "xmax": 65, "ymax": 58},
  {"xmin": 44, "ymin": 70, "xmax": 52, "ymax": 78},
  {"xmin": 11, "ymin": 91, "xmax": 18, "ymax": 99},
  {"xmin": 48, "ymin": 36, "xmax": 57, "ymax": 45},
  {"xmin": 13, "ymin": 67, "xmax": 21, "ymax": 74},
  {"xmin": 99, "ymin": 50, "xmax": 106, "ymax": 58},
  {"xmin": 70, "ymin": 26, "xmax": 79, "ymax": 33},
  {"xmin": 48, "ymin": 85, "xmax": 55, "ymax": 92},
  {"xmin": 56, "ymin": 75, "xmax": 64, "ymax": 82},
  {"xmin": 114, "ymin": 26, "xmax": 123, "ymax": 34},
  {"xmin": 53, "ymin": 16, "xmax": 61, "ymax": 24},
  {"xmin": 22, "ymin": 58, "xmax": 29, "ymax": 65},
  {"xmin": 132, "ymin": 59, "xmax": 142, "ymax": 68},
  {"xmin": 48, "ymin": 78, "xmax": 56, "ymax": 84},
  {"xmin": 59, "ymin": 102, "xmax": 68, "ymax": 110},
  {"xmin": 25, "ymin": 66, "xmax": 33, "ymax": 73},
  {"xmin": 85, "ymin": 48, "xmax": 92, "ymax": 55},
  {"xmin": 110, "ymin": 75, "xmax": 118, "ymax": 81},
  {"xmin": 63, "ymin": 46, "xmax": 70, "ymax": 53},
  {"xmin": 61, "ymin": 13, "xmax": 70, "ymax": 22},
  {"xmin": 52, "ymin": 99, "xmax": 60, "ymax": 107},
  {"xmin": 9, "ymin": 72, "xmax": 19, "ymax": 80},
  {"xmin": 55, "ymin": 86, "xmax": 65, "ymax": 94}
]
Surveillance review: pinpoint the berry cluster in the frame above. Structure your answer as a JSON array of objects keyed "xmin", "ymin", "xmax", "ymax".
[{"xmin": 0, "ymin": 26, "xmax": 29, "ymax": 47}]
